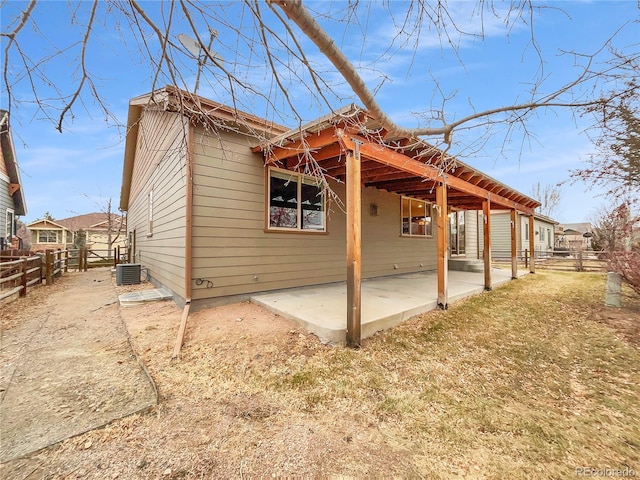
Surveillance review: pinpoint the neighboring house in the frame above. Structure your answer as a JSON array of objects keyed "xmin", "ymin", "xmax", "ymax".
[
  {"xmin": 0, "ymin": 110, "xmax": 27, "ymax": 250},
  {"xmin": 119, "ymin": 86, "xmax": 540, "ymax": 320},
  {"xmin": 557, "ymin": 222, "xmax": 593, "ymax": 250},
  {"xmin": 472, "ymin": 211, "xmax": 557, "ymax": 259},
  {"xmin": 28, "ymin": 213, "xmax": 125, "ymax": 253}
]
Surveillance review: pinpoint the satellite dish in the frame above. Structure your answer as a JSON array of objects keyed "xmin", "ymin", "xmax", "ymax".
[
  {"xmin": 177, "ymin": 31, "xmax": 224, "ymax": 93},
  {"xmin": 178, "ymin": 34, "xmax": 201, "ymax": 58}
]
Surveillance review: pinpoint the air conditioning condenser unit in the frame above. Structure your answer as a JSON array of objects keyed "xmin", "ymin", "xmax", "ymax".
[{"xmin": 116, "ymin": 263, "xmax": 141, "ymax": 286}]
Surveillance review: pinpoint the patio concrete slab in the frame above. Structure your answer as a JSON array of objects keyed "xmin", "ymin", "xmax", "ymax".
[{"xmin": 251, "ymin": 268, "xmax": 521, "ymax": 344}]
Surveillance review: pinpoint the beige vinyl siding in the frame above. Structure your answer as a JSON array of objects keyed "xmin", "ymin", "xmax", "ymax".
[
  {"xmin": 477, "ymin": 210, "xmax": 518, "ymax": 259},
  {"xmin": 126, "ymin": 109, "xmax": 188, "ymax": 300},
  {"xmin": 534, "ymin": 219, "xmax": 555, "ymax": 255},
  {"xmin": 476, "ymin": 211, "xmax": 555, "ymax": 258},
  {"xmin": 361, "ymin": 186, "xmax": 437, "ymax": 276},
  {"xmin": 190, "ymin": 127, "xmax": 343, "ymax": 300},
  {"xmin": 463, "ymin": 210, "xmax": 480, "ymax": 260},
  {"xmin": 488, "ymin": 212, "xmax": 513, "ymax": 259},
  {"xmin": 190, "ymin": 126, "xmax": 437, "ymax": 301}
]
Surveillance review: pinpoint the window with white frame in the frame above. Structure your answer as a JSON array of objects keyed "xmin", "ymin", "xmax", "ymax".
[
  {"xmin": 268, "ymin": 168, "xmax": 325, "ymax": 232},
  {"xmin": 5, "ymin": 209, "xmax": 14, "ymax": 241},
  {"xmin": 401, "ymin": 197, "xmax": 432, "ymax": 237},
  {"xmin": 38, "ymin": 230, "xmax": 58, "ymax": 243}
]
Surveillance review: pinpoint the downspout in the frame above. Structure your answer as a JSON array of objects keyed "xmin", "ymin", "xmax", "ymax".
[{"xmin": 172, "ymin": 120, "xmax": 194, "ymax": 360}]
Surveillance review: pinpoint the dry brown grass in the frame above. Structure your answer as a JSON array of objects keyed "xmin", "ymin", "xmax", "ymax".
[{"xmin": 2, "ymin": 270, "xmax": 639, "ymax": 479}]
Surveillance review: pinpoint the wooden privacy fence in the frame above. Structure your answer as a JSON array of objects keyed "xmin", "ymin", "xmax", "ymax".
[{"xmin": 0, "ymin": 247, "xmax": 90, "ymax": 301}]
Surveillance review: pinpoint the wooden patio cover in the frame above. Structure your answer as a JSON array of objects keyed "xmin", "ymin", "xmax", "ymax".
[{"xmin": 255, "ymin": 105, "xmax": 540, "ymax": 346}]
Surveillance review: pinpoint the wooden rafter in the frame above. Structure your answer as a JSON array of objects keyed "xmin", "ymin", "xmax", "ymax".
[
  {"xmin": 338, "ymin": 131, "xmax": 536, "ymax": 215},
  {"xmin": 261, "ymin": 127, "xmax": 339, "ymax": 165},
  {"xmin": 256, "ymin": 117, "xmax": 539, "ymax": 215}
]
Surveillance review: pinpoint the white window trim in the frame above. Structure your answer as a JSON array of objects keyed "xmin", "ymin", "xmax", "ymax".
[
  {"xmin": 5, "ymin": 208, "xmax": 14, "ymax": 240},
  {"xmin": 37, "ymin": 229, "xmax": 59, "ymax": 243},
  {"xmin": 401, "ymin": 196, "xmax": 433, "ymax": 237},
  {"xmin": 267, "ymin": 167, "xmax": 327, "ymax": 233}
]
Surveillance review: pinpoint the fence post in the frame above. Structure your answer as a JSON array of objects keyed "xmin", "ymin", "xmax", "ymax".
[
  {"xmin": 45, "ymin": 249, "xmax": 53, "ymax": 285},
  {"xmin": 38, "ymin": 255, "xmax": 43, "ymax": 283},
  {"xmin": 55, "ymin": 249, "xmax": 60, "ymax": 277},
  {"xmin": 64, "ymin": 249, "xmax": 69, "ymax": 273},
  {"xmin": 83, "ymin": 247, "xmax": 88, "ymax": 272},
  {"xmin": 114, "ymin": 246, "xmax": 119, "ymax": 268},
  {"xmin": 20, "ymin": 256, "xmax": 28, "ymax": 297},
  {"xmin": 524, "ymin": 249, "xmax": 528, "ymax": 268}
]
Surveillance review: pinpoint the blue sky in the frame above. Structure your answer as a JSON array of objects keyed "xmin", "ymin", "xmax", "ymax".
[{"xmin": 2, "ymin": 1, "xmax": 638, "ymax": 224}]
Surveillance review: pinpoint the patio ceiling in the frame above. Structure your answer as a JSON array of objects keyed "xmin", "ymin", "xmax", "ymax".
[{"xmin": 254, "ymin": 105, "xmax": 540, "ymax": 215}]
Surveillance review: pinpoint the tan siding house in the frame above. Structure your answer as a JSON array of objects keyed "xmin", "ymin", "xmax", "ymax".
[
  {"xmin": 125, "ymin": 107, "xmax": 188, "ymax": 299},
  {"xmin": 474, "ymin": 211, "xmax": 557, "ymax": 259},
  {"xmin": 27, "ymin": 213, "xmax": 126, "ymax": 253},
  {"xmin": 120, "ymin": 87, "xmax": 539, "ymax": 321}
]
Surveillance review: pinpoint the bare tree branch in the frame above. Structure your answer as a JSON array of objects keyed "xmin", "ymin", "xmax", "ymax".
[
  {"xmin": 269, "ymin": 0, "xmax": 630, "ymax": 144},
  {"xmin": 1, "ymin": 0, "xmax": 37, "ymax": 114}
]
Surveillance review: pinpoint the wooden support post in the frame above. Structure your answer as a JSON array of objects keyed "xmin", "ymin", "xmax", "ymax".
[
  {"xmin": 20, "ymin": 257, "xmax": 27, "ymax": 297},
  {"xmin": 171, "ymin": 302, "xmax": 191, "ymax": 360},
  {"xmin": 528, "ymin": 215, "xmax": 536, "ymax": 274},
  {"xmin": 483, "ymin": 198, "xmax": 492, "ymax": 290},
  {"xmin": 64, "ymin": 249, "xmax": 69, "ymax": 273},
  {"xmin": 45, "ymin": 249, "xmax": 53, "ymax": 285},
  {"xmin": 510, "ymin": 209, "xmax": 518, "ymax": 279},
  {"xmin": 346, "ymin": 143, "xmax": 362, "ymax": 347},
  {"xmin": 83, "ymin": 247, "xmax": 88, "ymax": 272},
  {"xmin": 436, "ymin": 181, "xmax": 448, "ymax": 309}
]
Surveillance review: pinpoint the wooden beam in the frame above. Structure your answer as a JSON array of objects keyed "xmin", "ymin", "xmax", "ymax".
[
  {"xmin": 436, "ymin": 181, "xmax": 448, "ymax": 309},
  {"xmin": 529, "ymin": 215, "xmax": 536, "ymax": 274},
  {"xmin": 345, "ymin": 143, "xmax": 362, "ymax": 347},
  {"xmin": 339, "ymin": 132, "xmax": 535, "ymax": 215},
  {"xmin": 292, "ymin": 143, "xmax": 345, "ymax": 164},
  {"xmin": 511, "ymin": 209, "xmax": 518, "ymax": 279},
  {"xmin": 263, "ymin": 128, "xmax": 339, "ymax": 164},
  {"xmin": 483, "ymin": 199, "xmax": 492, "ymax": 290}
]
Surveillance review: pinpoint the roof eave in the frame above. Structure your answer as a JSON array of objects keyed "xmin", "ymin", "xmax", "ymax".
[{"xmin": 1, "ymin": 110, "xmax": 27, "ymax": 216}]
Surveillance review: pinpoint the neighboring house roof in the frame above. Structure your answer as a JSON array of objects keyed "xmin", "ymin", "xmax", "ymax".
[
  {"xmin": 491, "ymin": 210, "xmax": 558, "ymax": 224},
  {"xmin": 121, "ymin": 86, "xmax": 540, "ymax": 215},
  {"xmin": 0, "ymin": 109, "xmax": 27, "ymax": 216},
  {"xmin": 533, "ymin": 213, "xmax": 559, "ymax": 225},
  {"xmin": 55, "ymin": 212, "xmax": 123, "ymax": 231},
  {"xmin": 27, "ymin": 213, "xmax": 123, "ymax": 232},
  {"xmin": 26, "ymin": 219, "xmax": 66, "ymax": 229},
  {"xmin": 559, "ymin": 223, "xmax": 592, "ymax": 235}
]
